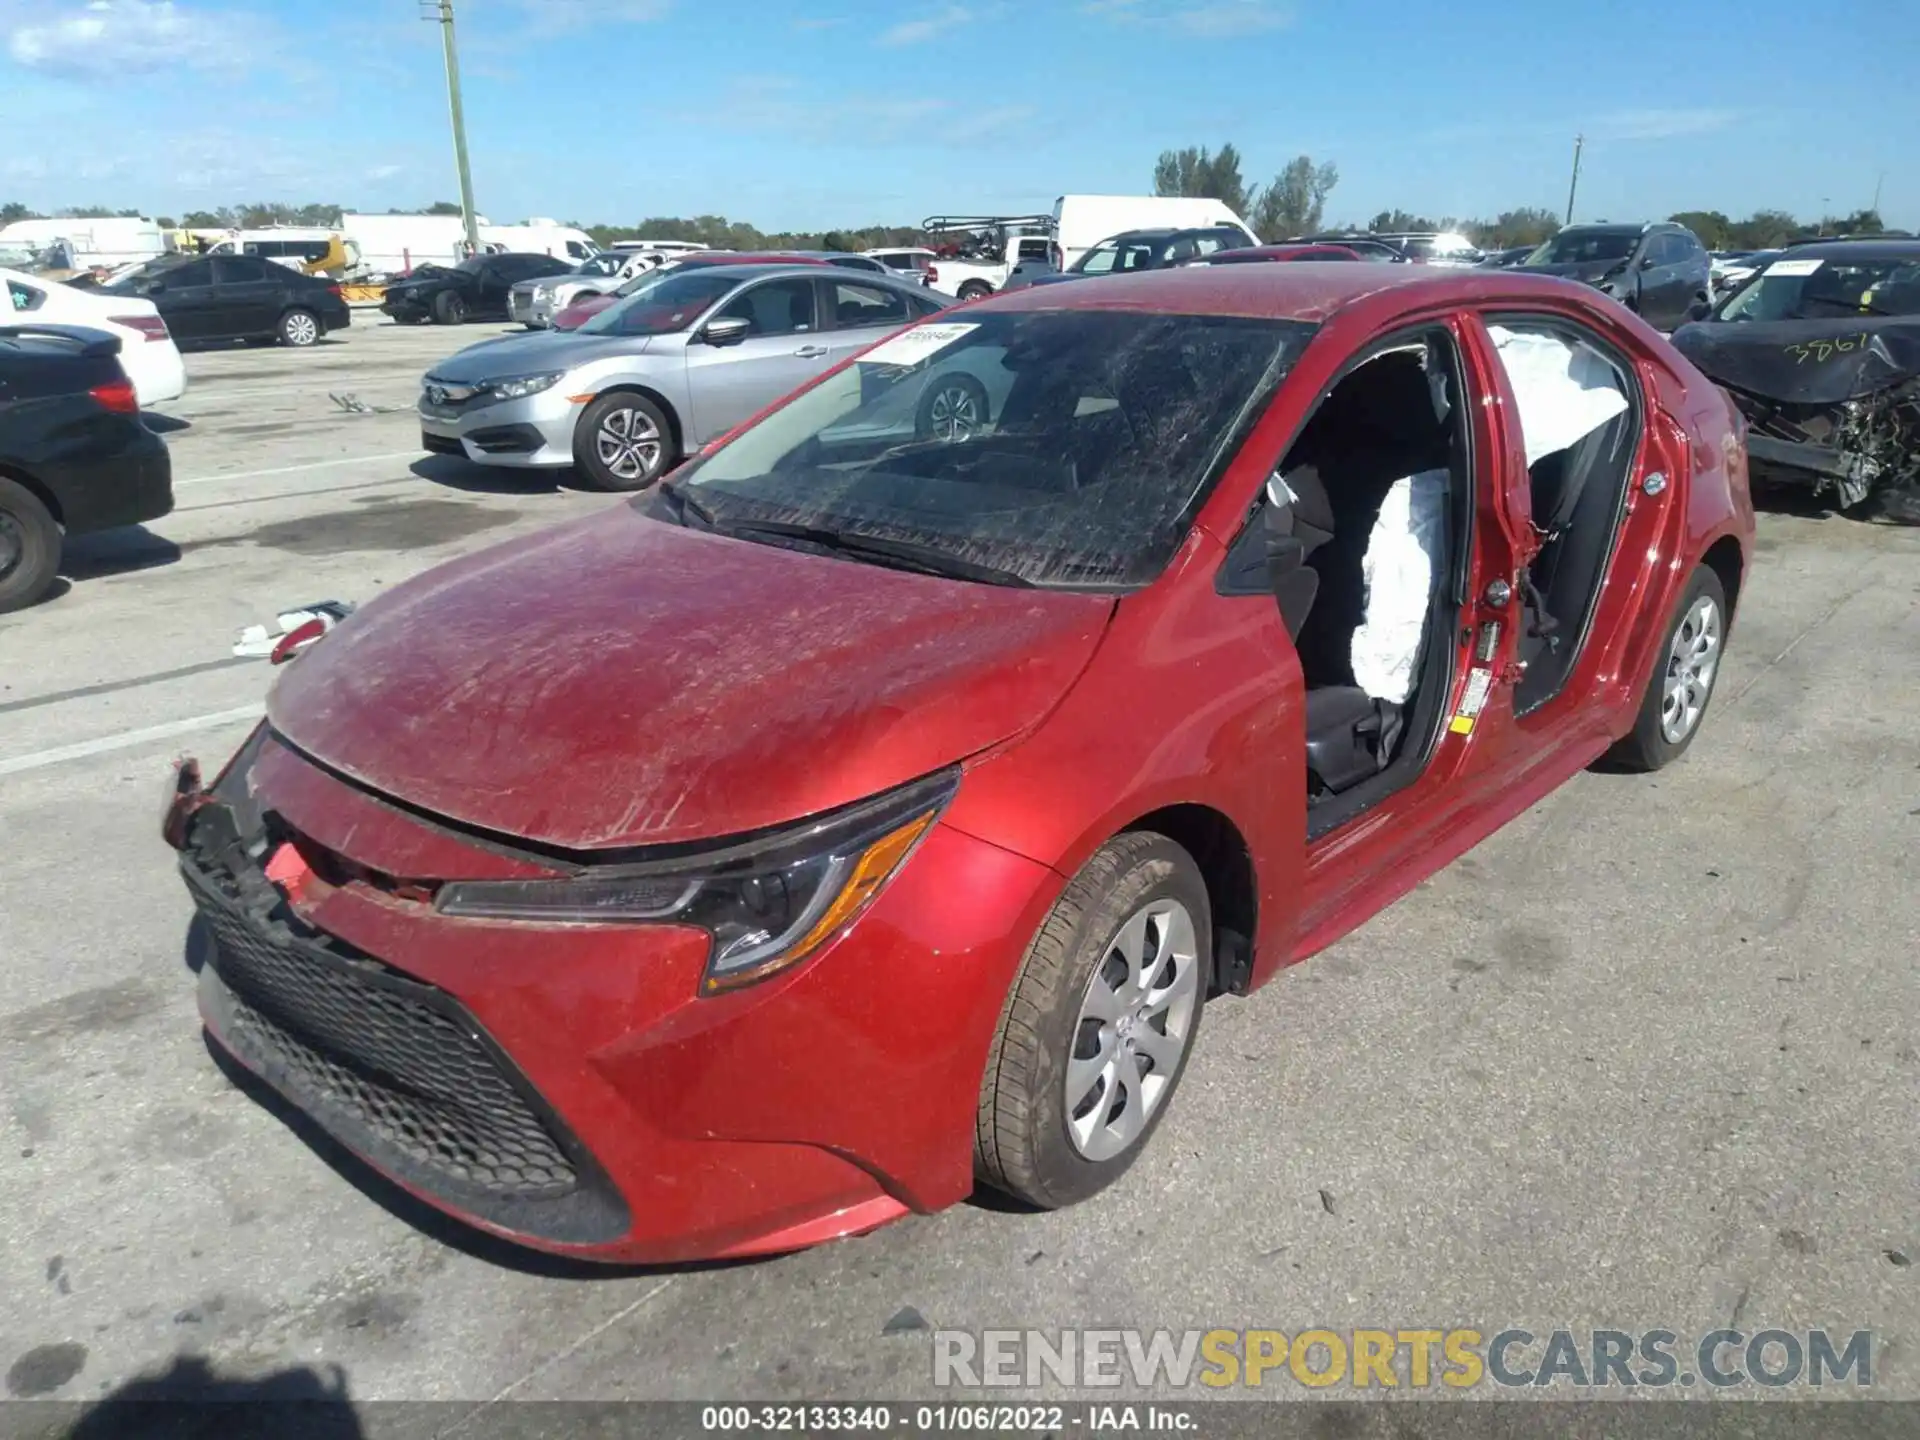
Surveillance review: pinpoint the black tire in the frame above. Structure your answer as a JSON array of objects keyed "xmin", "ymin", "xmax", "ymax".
[
  {"xmin": 957, "ymin": 280, "xmax": 993, "ymax": 302},
  {"xmin": 976, "ymin": 832, "xmax": 1211, "ymax": 1209},
  {"xmin": 914, "ymin": 372, "xmax": 990, "ymax": 443},
  {"xmin": 571, "ymin": 391, "xmax": 675, "ymax": 492},
  {"xmin": 432, "ymin": 291, "xmax": 467, "ymax": 325},
  {"xmin": 0, "ymin": 476, "xmax": 62, "ymax": 614},
  {"xmin": 1606, "ymin": 564, "xmax": 1728, "ymax": 772},
  {"xmin": 278, "ymin": 308, "xmax": 321, "ymax": 347}
]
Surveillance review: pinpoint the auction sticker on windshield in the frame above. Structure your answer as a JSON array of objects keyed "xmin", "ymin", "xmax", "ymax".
[
  {"xmin": 1764, "ymin": 258, "xmax": 1824, "ymax": 277},
  {"xmin": 860, "ymin": 323, "xmax": 980, "ymax": 368}
]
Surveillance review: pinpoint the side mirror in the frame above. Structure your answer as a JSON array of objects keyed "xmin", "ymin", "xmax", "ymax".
[
  {"xmin": 1639, "ymin": 253, "xmax": 1657, "ymax": 270},
  {"xmin": 1687, "ymin": 299, "xmax": 1712, "ymax": 322},
  {"xmin": 701, "ymin": 315, "xmax": 751, "ymax": 347},
  {"xmin": 143, "ymin": 279, "xmax": 167, "ymax": 294}
]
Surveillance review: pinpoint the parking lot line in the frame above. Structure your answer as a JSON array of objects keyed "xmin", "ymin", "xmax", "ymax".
[
  {"xmin": 175, "ymin": 452, "xmax": 423, "ymax": 489},
  {"xmin": 0, "ymin": 704, "xmax": 263, "ymax": 777}
]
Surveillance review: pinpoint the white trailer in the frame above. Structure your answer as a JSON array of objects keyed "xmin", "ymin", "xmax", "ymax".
[{"xmin": 0, "ymin": 216, "xmax": 166, "ymax": 270}]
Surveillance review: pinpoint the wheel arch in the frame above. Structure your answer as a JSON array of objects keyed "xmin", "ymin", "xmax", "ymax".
[
  {"xmin": 1700, "ymin": 533, "xmax": 1744, "ymax": 628},
  {"xmin": 584, "ymin": 383, "xmax": 685, "ymax": 458},
  {"xmin": 0, "ymin": 462, "xmax": 63, "ymax": 528},
  {"xmin": 1122, "ymin": 803, "xmax": 1258, "ymax": 998}
]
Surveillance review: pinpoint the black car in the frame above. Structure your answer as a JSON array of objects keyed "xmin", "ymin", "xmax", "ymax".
[
  {"xmin": 1478, "ymin": 244, "xmax": 1540, "ymax": 269},
  {"xmin": 382, "ymin": 252, "xmax": 575, "ymax": 325},
  {"xmin": 1670, "ymin": 238, "xmax": 1920, "ymax": 522},
  {"xmin": 0, "ymin": 324, "xmax": 174, "ymax": 612},
  {"xmin": 1517, "ymin": 221, "xmax": 1711, "ymax": 331},
  {"xmin": 102, "ymin": 254, "xmax": 351, "ymax": 348},
  {"xmin": 1022, "ymin": 225, "xmax": 1259, "ymax": 290}
]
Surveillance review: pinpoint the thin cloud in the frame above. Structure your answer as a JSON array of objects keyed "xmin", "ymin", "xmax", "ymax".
[
  {"xmin": 792, "ymin": 15, "xmax": 848, "ymax": 28},
  {"xmin": 714, "ymin": 76, "xmax": 1035, "ymax": 149},
  {"xmin": 880, "ymin": 5, "xmax": 972, "ymax": 46},
  {"xmin": 1083, "ymin": 0, "xmax": 1291, "ymax": 36},
  {"xmin": 521, "ymin": 0, "xmax": 671, "ymax": 33},
  {"xmin": 367, "ymin": 164, "xmax": 405, "ymax": 181},
  {"xmin": 1592, "ymin": 108, "xmax": 1739, "ymax": 142},
  {"xmin": 7, "ymin": 0, "xmax": 260, "ymax": 75}
]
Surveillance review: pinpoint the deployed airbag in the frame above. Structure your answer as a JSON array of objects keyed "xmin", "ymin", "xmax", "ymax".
[
  {"xmin": 1488, "ymin": 326, "xmax": 1630, "ymax": 466},
  {"xmin": 1351, "ymin": 468, "xmax": 1448, "ymax": 705}
]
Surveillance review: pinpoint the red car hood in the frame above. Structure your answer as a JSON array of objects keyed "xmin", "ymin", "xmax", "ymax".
[{"xmin": 266, "ymin": 507, "xmax": 1114, "ymax": 852}]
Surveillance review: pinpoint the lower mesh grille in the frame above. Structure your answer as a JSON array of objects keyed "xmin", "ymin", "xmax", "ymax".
[{"xmin": 188, "ymin": 866, "xmax": 577, "ymax": 1200}]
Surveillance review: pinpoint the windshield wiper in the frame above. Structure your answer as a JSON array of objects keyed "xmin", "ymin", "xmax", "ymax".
[
  {"xmin": 716, "ymin": 518, "xmax": 1036, "ymax": 587},
  {"xmin": 655, "ymin": 477, "xmax": 718, "ymax": 530}
]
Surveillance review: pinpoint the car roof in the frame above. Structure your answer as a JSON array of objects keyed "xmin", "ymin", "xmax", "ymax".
[
  {"xmin": 1559, "ymin": 222, "xmax": 1655, "ymax": 235},
  {"xmin": 978, "ymin": 262, "xmax": 1597, "ymax": 324},
  {"xmin": 1769, "ymin": 239, "xmax": 1920, "ymax": 262}
]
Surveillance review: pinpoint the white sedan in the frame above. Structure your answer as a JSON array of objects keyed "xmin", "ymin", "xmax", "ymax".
[{"xmin": 0, "ymin": 266, "xmax": 187, "ymax": 406}]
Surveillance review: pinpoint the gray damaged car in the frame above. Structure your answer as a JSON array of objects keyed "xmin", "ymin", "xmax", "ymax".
[{"xmin": 420, "ymin": 265, "xmax": 953, "ymax": 490}]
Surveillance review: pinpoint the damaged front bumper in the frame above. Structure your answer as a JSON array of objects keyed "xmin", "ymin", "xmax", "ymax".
[{"xmin": 1727, "ymin": 382, "xmax": 1920, "ymax": 510}]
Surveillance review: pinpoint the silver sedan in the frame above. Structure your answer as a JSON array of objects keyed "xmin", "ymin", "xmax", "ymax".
[{"xmin": 419, "ymin": 264, "xmax": 953, "ymax": 490}]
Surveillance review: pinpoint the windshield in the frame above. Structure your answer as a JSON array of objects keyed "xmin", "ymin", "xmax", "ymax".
[
  {"xmin": 1717, "ymin": 256, "xmax": 1920, "ymax": 321},
  {"xmin": 576, "ymin": 254, "xmax": 623, "ymax": 276},
  {"xmin": 654, "ymin": 310, "xmax": 1314, "ymax": 587},
  {"xmin": 1531, "ymin": 231, "xmax": 1638, "ymax": 265},
  {"xmin": 1071, "ymin": 239, "xmax": 1163, "ymax": 275},
  {"xmin": 577, "ymin": 268, "xmax": 741, "ymax": 335}
]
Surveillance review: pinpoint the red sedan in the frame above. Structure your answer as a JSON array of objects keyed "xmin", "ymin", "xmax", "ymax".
[{"xmin": 165, "ymin": 264, "xmax": 1753, "ymax": 1264}]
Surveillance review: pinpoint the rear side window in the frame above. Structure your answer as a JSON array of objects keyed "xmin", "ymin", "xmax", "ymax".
[
  {"xmin": 831, "ymin": 281, "xmax": 909, "ymax": 330},
  {"xmin": 213, "ymin": 256, "xmax": 270, "ymax": 283},
  {"xmin": 165, "ymin": 259, "xmax": 215, "ymax": 286},
  {"xmin": 6, "ymin": 278, "xmax": 46, "ymax": 312}
]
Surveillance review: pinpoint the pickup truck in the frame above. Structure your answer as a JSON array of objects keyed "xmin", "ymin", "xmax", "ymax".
[{"xmin": 921, "ymin": 215, "xmax": 1057, "ymax": 300}]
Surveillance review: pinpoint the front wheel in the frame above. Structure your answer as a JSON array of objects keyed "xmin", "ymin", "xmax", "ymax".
[
  {"xmin": 976, "ymin": 832, "xmax": 1209, "ymax": 1209},
  {"xmin": 278, "ymin": 308, "xmax": 321, "ymax": 347},
  {"xmin": 572, "ymin": 391, "xmax": 674, "ymax": 492},
  {"xmin": 0, "ymin": 476, "xmax": 62, "ymax": 614},
  {"xmin": 957, "ymin": 280, "xmax": 993, "ymax": 302},
  {"xmin": 1607, "ymin": 564, "xmax": 1728, "ymax": 771},
  {"xmin": 433, "ymin": 291, "xmax": 467, "ymax": 325}
]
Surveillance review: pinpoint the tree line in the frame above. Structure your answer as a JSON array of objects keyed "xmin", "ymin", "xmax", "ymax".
[
  {"xmin": 4, "ymin": 176, "xmax": 1901, "ymax": 255},
  {"xmin": 1151, "ymin": 142, "xmax": 1900, "ymax": 250}
]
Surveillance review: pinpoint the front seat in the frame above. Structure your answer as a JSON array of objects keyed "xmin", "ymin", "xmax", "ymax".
[{"xmin": 788, "ymin": 290, "xmax": 814, "ymax": 332}]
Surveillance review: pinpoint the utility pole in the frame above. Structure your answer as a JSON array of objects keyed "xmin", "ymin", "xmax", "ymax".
[
  {"xmin": 422, "ymin": 0, "xmax": 480, "ymax": 256},
  {"xmin": 1564, "ymin": 135, "xmax": 1584, "ymax": 226},
  {"xmin": 1872, "ymin": 172, "xmax": 1884, "ymax": 218}
]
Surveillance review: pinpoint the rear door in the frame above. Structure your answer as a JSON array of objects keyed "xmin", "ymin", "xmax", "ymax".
[
  {"xmin": 682, "ymin": 276, "xmax": 833, "ymax": 444},
  {"xmin": 821, "ymin": 278, "xmax": 917, "ymax": 364},
  {"xmin": 211, "ymin": 255, "xmax": 282, "ymax": 337}
]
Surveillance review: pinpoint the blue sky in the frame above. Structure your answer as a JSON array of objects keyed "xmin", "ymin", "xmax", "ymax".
[{"xmin": 0, "ymin": 0, "xmax": 1913, "ymax": 231}]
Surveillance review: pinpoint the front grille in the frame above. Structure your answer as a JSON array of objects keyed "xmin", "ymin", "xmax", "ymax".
[
  {"xmin": 187, "ymin": 865, "xmax": 577, "ymax": 1200},
  {"xmin": 509, "ymin": 292, "xmax": 532, "ymax": 321},
  {"xmin": 421, "ymin": 431, "xmax": 464, "ymax": 455}
]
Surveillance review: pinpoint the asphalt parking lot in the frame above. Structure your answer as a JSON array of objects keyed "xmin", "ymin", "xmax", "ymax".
[{"xmin": 2, "ymin": 318, "xmax": 1918, "ymax": 1423}]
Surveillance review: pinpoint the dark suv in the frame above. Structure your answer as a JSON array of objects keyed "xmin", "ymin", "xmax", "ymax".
[
  {"xmin": 1519, "ymin": 222, "xmax": 1711, "ymax": 331},
  {"xmin": 1013, "ymin": 225, "xmax": 1258, "ymax": 290}
]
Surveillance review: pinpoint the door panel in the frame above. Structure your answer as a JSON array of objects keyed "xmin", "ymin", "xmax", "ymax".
[
  {"xmin": 683, "ymin": 278, "xmax": 831, "ymax": 443},
  {"xmin": 211, "ymin": 257, "xmax": 279, "ymax": 336},
  {"xmin": 150, "ymin": 259, "xmax": 218, "ymax": 341}
]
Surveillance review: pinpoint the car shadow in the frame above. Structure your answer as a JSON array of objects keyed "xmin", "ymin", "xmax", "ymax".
[
  {"xmin": 55, "ymin": 1355, "xmax": 363, "ymax": 1438},
  {"xmin": 408, "ymin": 454, "xmax": 565, "ymax": 494},
  {"xmin": 143, "ymin": 412, "xmax": 192, "ymax": 434},
  {"xmin": 59, "ymin": 525, "xmax": 183, "ymax": 581}
]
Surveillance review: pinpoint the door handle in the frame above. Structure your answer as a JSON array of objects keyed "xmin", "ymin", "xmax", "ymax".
[{"xmin": 793, "ymin": 345, "xmax": 829, "ymax": 358}]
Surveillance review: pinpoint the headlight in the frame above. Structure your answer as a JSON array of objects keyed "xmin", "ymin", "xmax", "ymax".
[
  {"xmin": 483, "ymin": 371, "xmax": 566, "ymax": 400},
  {"xmin": 435, "ymin": 768, "xmax": 957, "ymax": 992}
]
